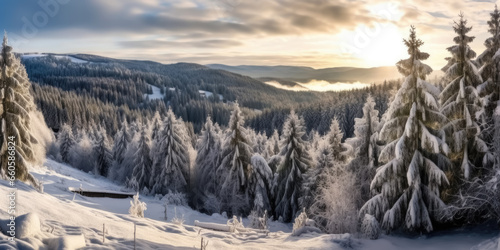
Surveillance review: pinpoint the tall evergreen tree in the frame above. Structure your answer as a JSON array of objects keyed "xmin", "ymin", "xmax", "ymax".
[
  {"xmin": 346, "ymin": 95, "xmax": 380, "ymax": 167},
  {"xmin": 326, "ymin": 118, "xmax": 348, "ymax": 162},
  {"xmin": 58, "ymin": 124, "xmax": 75, "ymax": 164},
  {"xmin": 440, "ymin": 14, "xmax": 487, "ymax": 181},
  {"xmin": 151, "ymin": 109, "xmax": 190, "ymax": 194},
  {"xmin": 112, "ymin": 120, "xmax": 130, "ymax": 166},
  {"xmin": 360, "ymin": 27, "xmax": 449, "ymax": 232},
  {"xmin": 93, "ymin": 126, "xmax": 112, "ymax": 177},
  {"xmin": 130, "ymin": 124, "xmax": 152, "ymax": 192},
  {"xmin": 193, "ymin": 116, "xmax": 222, "ymax": 207},
  {"xmin": 0, "ymin": 34, "xmax": 39, "ymax": 184},
  {"xmin": 477, "ymin": 6, "xmax": 500, "ymax": 146},
  {"xmin": 476, "ymin": 5, "xmax": 500, "ymax": 125},
  {"xmin": 274, "ymin": 110, "xmax": 312, "ymax": 222},
  {"xmin": 217, "ymin": 103, "xmax": 254, "ymax": 215}
]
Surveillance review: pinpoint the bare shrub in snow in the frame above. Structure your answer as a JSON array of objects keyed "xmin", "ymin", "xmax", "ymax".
[
  {"xmin": 309, "ymin": 170, "xmax": 359, "ymax": 234},
  {"xmin": 291, "ymin": 208, "xmax": 321, "ymax": 236},
  {"xmin": 227, "ymin": 216, "xmax": 245, "ymax": 233},
  {"xmin": 171, "ymin": 207, "xmax": 185, "ymax": 226},
  {"xmin": 129, "ymin": 193, "xmax": 147, "ymax": 218},
  {"xmin": 361, "ymin": 214, "xmax": 380, "ymax": 240},
  {"xmin": 248, "ymin": 210, "xmax": 268, "ymax": 230},
  {"xmin": 161, "ymin": 190, "xmax": 188, "ymax": 206}
]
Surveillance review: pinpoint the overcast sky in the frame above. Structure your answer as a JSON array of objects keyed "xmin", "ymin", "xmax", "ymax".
[{"xmin": 1, "ymin": 0, "xmax": 497, "ymax": 69}]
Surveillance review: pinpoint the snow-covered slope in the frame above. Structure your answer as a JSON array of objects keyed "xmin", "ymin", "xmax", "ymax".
[
  {"xmin": 0, "ymin": 160, "xmax": 350, "ymax": 249},
  {"xmin": 0, "ymin": 159, "xmax": 497, "ymax": 249},
  {"xmin": 21, "ymin": 53, "xmax": 89, "ymax": 64},
  {"xmin": 145, "ymin": 84, "xmax": 164, "ymax": 101}
]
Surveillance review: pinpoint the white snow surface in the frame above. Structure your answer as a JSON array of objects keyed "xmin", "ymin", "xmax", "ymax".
[
  {"xmin": 145, "ymin": 84, "xmax": 164, "ymax": 101},
  {"xmin": 199, "ymin": 90, "xmax": 223, "ymax": 100},
  {"xmin": 21, "ymin": 53, "xmax": 89, "ymax": 63},
  {"xmin": 0, "ymin": 159, "xmax": 497, "ymax": 249}
]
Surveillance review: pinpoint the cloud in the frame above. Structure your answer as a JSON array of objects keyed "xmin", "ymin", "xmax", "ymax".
[
  {"xmin": 2, "ymin": 0, "xmax": 499, "ymax": 69},
  {"xmin": 119, "ymin": 39, "xmax": 243, "ymax": 49}
]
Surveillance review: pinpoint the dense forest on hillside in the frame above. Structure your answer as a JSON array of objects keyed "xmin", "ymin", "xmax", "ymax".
[{"xmin": 22, "ymin": 54, "xmax": 399, "ymax": 136}]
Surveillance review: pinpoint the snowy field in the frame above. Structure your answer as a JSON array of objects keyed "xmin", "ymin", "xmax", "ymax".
[
  {"xmin": 0, "ymin": 159, "xmax": 498, "ymax": 249},
  {"xmin": 145, "ymin": 84, "xmax": 165, "ymax": 101}
]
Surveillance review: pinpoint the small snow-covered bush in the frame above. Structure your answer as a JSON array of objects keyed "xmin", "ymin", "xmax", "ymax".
[
  {"xmin": 161, "ymin": 190, "xmax": 188, "ymax": 206},
  {"xmin": 361, "ymin": 214, "xmax": 380, "ymax": 240},
  {"xmin": 309, "ymin": 170, "xmax": 359, "ymax": 234},
  {"xmin": 171, "ymin": 207, "xmax": 185, "ymax": 226},
  {"xmin": 129, "ymin": 193, "xmax": 147, "ymax": 218},
  {"xmin": 227, "ymin": 216, "xmax": 244, "ymax": 233},
  {"xmin": 248, "ymin": 210, "xmax": 268, "ymax": 230},
  {"xmin": 292, "ymin": 209, "xmax": 321, "ymax": 236},
  {"xmin": 292, "ymin": 209, "xmax": 308, "ymax": 233}
]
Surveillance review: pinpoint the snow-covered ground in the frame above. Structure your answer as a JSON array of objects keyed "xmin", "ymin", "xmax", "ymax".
[
  {"xmin": 145, "ymin": 84, "xmax": 164, "ymax": 101},
  {"xmin": 0, "ymin": 159, "xmax": 498, "ymax": 249},
  {"xmin": 21, "ymin": 53, "xmax": 89, "ymax": 64},
  {"xmin": 199, "ymin": 90, "xmax": 223, "ymax": 101}
]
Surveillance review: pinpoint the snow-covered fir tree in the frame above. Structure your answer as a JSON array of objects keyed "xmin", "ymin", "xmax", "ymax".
[
  {"xmin": 266, "ymin": 129, "xmax": 280, "ymax": 158},
  {"xmin": 346, "ymin": 95, "xmax": 380, "ymax": 167},
  {"xmin": 274, "ymin": 110, "xmax": 312, "ymax": 222},
  {"xmin": 326, "ymin": 118, "xmax": 349, "ymax": 162},
  {"xmin": 112, "ymin": 120, "xmax": 130, "ymax": 166},
  {"xmin": 477, "ymin": 5, "xmax": 500, "ymax": 141},
  {"xmin": 70, "ymin": 130, "xmax": 94, "ymax": 173},
  {"xmin": 360, "ymin": 26, "xmax": 449, "ymax": 232},
  {"xmin": 193, "ymin": 116, "xmax": 222, "ymax": 209},
  {"xmin": 150, "ymin": 111, "xmax": 162, "ymax": 141},
  {"xmin": 130, "ymin": 124, "xmax": 152, "ymax": 192},
  {"xmin": 58, "ymin": 124, "xmax": 75, "ymax": 164},
  {"xmin": 93, "ymin": 126, "xmax": 112, "ymax": 177},
  {"xmin": 0, "ymin": 34, "xmax": 39, "ymax": 184},
  {"xmin": 151, "ymin": 109, "xmax": 190, "ymax": 194},
  {"xmin": 300, "ymin": 141, "xmax": 333, "ymax": 212},
  {"xmin": 217, "ymin": 103, "xmax": 254, "ymax": 216},
  {"xmin": 440, "ymin": 14, "xmax": 487, "ymax": 181},
  {"xmin": 250, "ymin": 154, "xmax": 274, "ymax": 214}
]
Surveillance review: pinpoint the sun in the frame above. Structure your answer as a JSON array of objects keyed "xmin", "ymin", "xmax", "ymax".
[
  {"xmin": 361, "ymin": 25, "xmax": 407, "ymax": 67},
  {"xmin": 339, "ymin": 23, "xmax": 408, "ymax": 68}
]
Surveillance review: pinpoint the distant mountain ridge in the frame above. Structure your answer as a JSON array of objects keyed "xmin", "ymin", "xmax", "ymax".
[{"xmin": 207, "ymin": 64, "xmax": 402, "ymax": 83}]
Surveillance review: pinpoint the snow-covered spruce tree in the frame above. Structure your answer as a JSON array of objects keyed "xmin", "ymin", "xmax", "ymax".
[
  {"xmin": 300, "ymin": 141, "xmax": 334, "ymax": 212},
  {"xmin": 58, "ymin": 124, "xmax": 75, "ymax": 164},
  {"xmin": 151, "ymin": 109, "xmax": 190, "ymax": 194},
  {"xmin": 477, "ymin": 5, "xmax": 500, "ymax": 143},
  {"xmin": 112, "ymin": 120, "xmax": 130, "ymax": 166},
  {"xmin": 193, "ymin": 116, "xmax": 222, "ymax": 210},
  {"xmin": 448, "ymin": 106, "xmax": 500, "ymax": 223},
  {"xmin": 69, "ymin": 130, "xmax": 94, "ymax": 173},
  {"xmin": 269, "ymin": 129, "xmax": 280, "ymax": 156},
  {"xmin": 250, "ymin": 154, "xmax": 273, "ymax": 214},
  {"xmin": 217, "ymin": 103, "xmax": 254, "ymax": 216},
  {"xmin": 93, "ymin": 126, "xmax": 112, "ymax": 177},
  {"xmin": 360, "ymin": 26, "xmax": 449, "ymax": 232},
  {"xmin": 274, "ymin": 110, "xmax": 312, "ymax": 222},
  {"xmin": 0, "ymin": 34, "xmax": 39, "ymax": 184},
  {"xmin": 346, "ymin": 95, "xmax": 380, "ymax": 167},
  {"xmin": 346, "ymin": 95, "xmax": 381, "ymax": 207},
  {"xmin": 440, "ymin": 14, "xmax": 487, "ymax": 184},
  {"xmin": 150, "ymin": 111, "xmax": 162, "ymax": 141},
  {"xmin": 326, "ymin": 118, "xmax": 349, "ymax": 163},
  {"xmin": 130, "ymin": 124, "xmax": 152, "ymax": 192}
]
